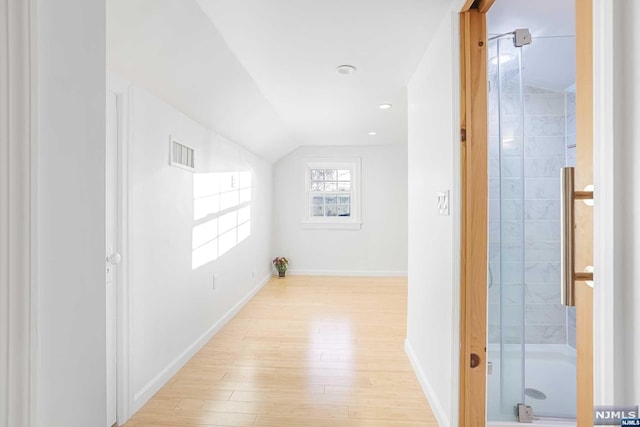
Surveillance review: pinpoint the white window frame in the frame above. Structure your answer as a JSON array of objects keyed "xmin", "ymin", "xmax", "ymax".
[{"xmin": 301, "ymin": 158, "xmax": 361, "ymax": 230}]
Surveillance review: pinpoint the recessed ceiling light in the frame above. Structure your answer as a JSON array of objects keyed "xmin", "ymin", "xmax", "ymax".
[
  {"xmin": 336, "ymin": 65, "xmax": 357, "ymax": 75},
  {"xmin": 368, "ymin": 132, "xmax": 377, "ymax": 136},
  {"xmin": 378, "ymin": 104, "xmax": 392, "ymax": 110}
]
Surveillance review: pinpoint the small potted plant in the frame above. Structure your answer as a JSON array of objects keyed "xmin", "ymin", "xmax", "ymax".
[{"xmin": 272, "ymin": 257, "xmax": 289, "ymax": 278}]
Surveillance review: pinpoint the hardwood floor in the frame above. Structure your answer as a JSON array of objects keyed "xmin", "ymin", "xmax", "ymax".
[{"xmin": 124, "ymin": 275, "xmax": 437, "ymax": 426}]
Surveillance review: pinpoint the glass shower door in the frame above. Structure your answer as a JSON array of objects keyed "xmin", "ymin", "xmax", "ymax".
[
  {"xmin": 487, "ymin": 37, "xmax": 526, "ymax": 422},
  {"xmin": 487, "ymin": 33, "xmax": 578, "ymax": 422}
]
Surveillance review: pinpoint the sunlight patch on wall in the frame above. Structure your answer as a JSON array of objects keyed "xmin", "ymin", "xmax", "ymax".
[{"xmin": 192, "ymin": 171, "xmax": 252, "ymax": 269}]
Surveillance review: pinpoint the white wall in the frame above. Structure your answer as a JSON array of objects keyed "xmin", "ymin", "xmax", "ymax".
[
  {"xmin": 125, "ymin": 84, "xmax": 273, "ymax": 412},
  {"xmin": 612, "ymin": 0, "xmax": 640, "ymax": 405},
  {"xmin": 36, "ymin": 0, "xmax": 107, "ymax": 425},
  {"xmin": 272, "ymin": 145, "xmax": 408, "ymax": 276},
  {"xmin": 405, "ymin": 8, "xmax": 459, "ymax": 427}
]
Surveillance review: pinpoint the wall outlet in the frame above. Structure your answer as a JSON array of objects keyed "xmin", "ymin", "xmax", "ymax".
[
  {"xmin": 212, "ymin": 274, "xmax": 217, "ymax": 290},
  {"xmin": 251, "ymin": 271, "xmax": 255, "ymax": 279}
]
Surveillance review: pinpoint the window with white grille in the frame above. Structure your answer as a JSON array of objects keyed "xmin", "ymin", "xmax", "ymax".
[{"xmin": 303, "ymin": 158, "xmax": 361, "ymax": 229}]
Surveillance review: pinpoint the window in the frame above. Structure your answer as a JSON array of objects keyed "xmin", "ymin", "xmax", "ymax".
[{"xmin": 303, "ymin": 158, "xmax": 361, "ymax": 229}]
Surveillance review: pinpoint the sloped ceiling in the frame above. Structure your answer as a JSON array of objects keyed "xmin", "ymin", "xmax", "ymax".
[
  {"xmin": 107, "ymin": 0, "xmax": 451, "ymax": 161},
  {"xmin": 488, "ymin": 0, "xmax": 576, "ymax": 92}
]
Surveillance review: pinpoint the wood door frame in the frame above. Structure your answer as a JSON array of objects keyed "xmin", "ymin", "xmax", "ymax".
[
  {"xmin": 458, "ymin": 2, "xmax": 492, "ymax": 425},
  {"xmin": 457, "ymin": 0, "xmax": 610, "ymax": 424}
]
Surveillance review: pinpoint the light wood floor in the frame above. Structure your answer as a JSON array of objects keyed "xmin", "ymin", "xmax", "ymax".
[{"xmin": 124, "ymin": 275, "xmax": 437, "ymax": 426}]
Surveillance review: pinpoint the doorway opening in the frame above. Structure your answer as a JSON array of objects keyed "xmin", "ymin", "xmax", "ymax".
[{"xmin": 485, "ymin": 2, "xmax": 578, "ymax": 421}]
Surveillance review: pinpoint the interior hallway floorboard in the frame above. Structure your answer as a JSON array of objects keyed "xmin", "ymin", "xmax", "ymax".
[{"xmin": 124, "ymin": 275, "xmax": 438, "ymax": 426}]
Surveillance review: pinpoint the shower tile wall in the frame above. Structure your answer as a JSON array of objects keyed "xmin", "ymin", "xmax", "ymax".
[{"xmin": 488, "ymin": 84, "xmax": 568, "ymax": 345}]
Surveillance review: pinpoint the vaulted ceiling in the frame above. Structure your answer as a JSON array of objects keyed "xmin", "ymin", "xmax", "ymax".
[
  {"xmin": 107, "ymin": 0, "xmax": 575, "ymax": 161},
  {"xmin": 107, "ymin": 0, "xmax": 451, "ymax": 161},
  {"xmin": 488, "ymin": 0, "xmax": 576, "ymax": 92}
]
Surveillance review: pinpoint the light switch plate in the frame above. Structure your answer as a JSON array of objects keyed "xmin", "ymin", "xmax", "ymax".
[{"xmin": 437, "ymin": 191, "xmax": 450, "ymax": 216}]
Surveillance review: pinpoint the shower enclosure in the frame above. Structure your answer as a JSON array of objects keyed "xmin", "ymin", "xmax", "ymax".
[{"xmin": 487, "ymin": 34, "xmax": 577, "ymax": 422}]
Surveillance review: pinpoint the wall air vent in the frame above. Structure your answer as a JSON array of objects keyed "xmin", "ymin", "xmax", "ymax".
[{"xmin": 169, "ymin": 136, "xmax": 195, "ymax": 171}]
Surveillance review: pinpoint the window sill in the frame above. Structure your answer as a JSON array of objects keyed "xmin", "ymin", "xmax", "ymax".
[{"xmin": 300, "ymin": 221, "xmax": 362, "ymax": 230}]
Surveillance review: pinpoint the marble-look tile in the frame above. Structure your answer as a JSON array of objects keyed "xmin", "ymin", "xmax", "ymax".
[
  {"xmin": 525, "ymin": 136, "xmax": 566, "ymax": 157},
  {"xmin": 503, "ymin": 305, "xmax": 525, "ymax": 327},
  {"xmin": 489, "ymin": 114, "xmax": 499, "ymax": 137},
  {"xmin": 501, "ymin": 262, "xmax": 524, "ymax": 283},
  {"xmin": 488, "ymin": 271, "xmax": 500, "ymax": 302},
  {"xmin": 500, "ymin": 71, "xmax": 524, "ymax": 95},
  {"xmin": 489, "ymin": 220, "xmax": 501, "ymax": 241},
  {"xmin": 567, "ymin": 306, "xmax": 576, "ymax": 328},
  {"xmin": 488, "ymin": 264, "xmax": 504, "ymax": 285},
  {"xmin": 489, "ymin": 199, "xmax": 501, "ymax": 222},
  {"xmin": 566, "ymin": 147, "xmax": 576, "ymax": 168},
  {"xmin": 501, "ymin": 178, "xmax": 523, "ymax": 199},
  {"xmin": 498, "ymin": 199, "xmax": 524, "ymax": 220},
  {"xmin": 500, "ymin": 282, "xmax": 526, "ymax": 305},
  {"xmin": 524, "ymin": 262, "xmax": 561, "ymax": 284},
  {"xmin": 490, "ymin": 94, "xmax": 521, "ymax": 116},
  {"xmin": 503, "ymin": 326, "xmax": 525, "ymax": 344},
  {"xmin": 566, "ymin": 112, "xmax": 576, "ymax": 134},
  {"xmin": 491, "ymin": 115, "xmax": 522, "ymax": 139},
  {"xmin": 524, "ymin": 157, "xmax": 567, "ymax": 178},
  {"xmin": 502, "ymin": 157, "xmax": 522, "ymax": 178},
  {"xmin": 526, "ymin": 178, "xmax": 560, "ymax": 200},
  {"xmin": 488, "ymin": 324, "xmax": 500, "ymax": 344},
  {"xmin": 525, "ymin": 116, "xmax": 566, "ymax": 137},
  {"xmin": 525, "ymin": 284, "xmax": 561, "ymax": 304},
  {"xmin": 525, "ymin": 241, "xmax": 560, "ymax": 262},
  {"xmin": 502, "ymin": 220, "xmax": 524, "ymax": 241},
  {"xmin": 489, "ymin": 243, "xmax": 500, "ymax": 263},
  {"xmin": 489, "ymin": 178, "xmax": 500, "ymax": 200},
  {"xmin": 489, "ymin": 242, "xmax": 524, "ymax": 263},
  {"xmin": 525, "ymin": 325, "xmax": 566, "ymax": 344},
  {"xmin": 525, "ymin": 220, "xmax": 560, "ymax": 241},
  {"xmin": 525, "ymin": 94, "xmax": 566, "ymax": 115},
  {"xmin": 489, "ymin": 219, "xmax": 523, "ymax": 242},
  {"xmin": 488, "ymin": 303, "xmax": 500, "ymax": 326},
  {"xmin": 489, "ymin": 135, "xmax": 499, "ymax": 157},
  {"xmin": 566, "ymin": 92, "xmax": 576, "ymax": 114},
  {"xmin": 524, "ymin": 200, "xmax": 561, "ymax": 220},
  {"xmin": 524, "ymin": 85, "xmax": 557, "ymax": 95},
  {"xmin": 525, "ymin": 304, "xmax": 567, "ymax": 324},
  {"xmin": 500, "ymin": 137, "xmax": 523, "ymax": 157},
  {"xmin": 489, "ymin": 157, "xmax": 500, "ymax": 178},
  {"xmin": 568, "ymin": 325, "xmax": 576, "ymax": 348}
]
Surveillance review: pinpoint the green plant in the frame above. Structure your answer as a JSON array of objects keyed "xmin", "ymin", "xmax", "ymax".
[{"xmin": 272, "ymin": 257, "xmax": 289, "ymax": 273}]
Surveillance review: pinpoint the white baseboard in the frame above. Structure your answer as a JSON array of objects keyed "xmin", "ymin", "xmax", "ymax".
[
  {"xmin": 286, "ymin": 269, "xmax": 407, "ymax": 277},
  {"xmin": 405, "ymin": 338, "xmax": 449, "ymax": 427},
  {"xmin": 131, "ymin": 273, "xmax": 272, "ymax": 415}
]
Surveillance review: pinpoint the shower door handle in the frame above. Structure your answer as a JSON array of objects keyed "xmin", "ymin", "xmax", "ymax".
[{"xmin": 560, "ymin": 167, "xmax": 594, "ymax": 306}]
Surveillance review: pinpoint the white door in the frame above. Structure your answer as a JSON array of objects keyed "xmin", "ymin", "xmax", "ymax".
[{"xmin": 106, "ymin": 91, "xmax": 119, "ymax": 427}]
